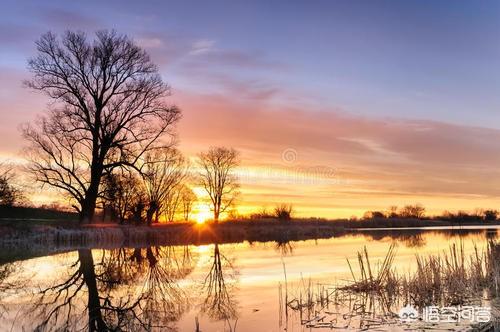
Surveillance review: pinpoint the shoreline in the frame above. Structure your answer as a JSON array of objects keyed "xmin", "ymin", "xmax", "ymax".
[
  {"xmin": 1, "ymin": 218, "xmax": 499, "ymax": 244},
  {"xmin": 0, "ymin": 219, "xmax": 498, "ymax": 265}
]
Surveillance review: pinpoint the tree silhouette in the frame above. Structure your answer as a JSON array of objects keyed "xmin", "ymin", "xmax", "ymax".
[
  {"xmin": 197, "ymin": 147, "xmax": 239, "ymax": 222},
  {"xmin": 142, "ymin": 148, "xmax": 187, "ymax": 225},
  {"xmin": 0, "ymin": 164, "xmax": 24, "ymax": 207},
  {"xmin": 23, "ymin": 30, "xmax": 180, "ymax": 224},
  {"xmin": 399, "ymin": 204, "xmax": 425, "ymax": 218},
  {"xmin": 200, "ymin": 243, "xmax": 238, "ymax": 321},
  {"xmin": 100, "ymin": 171, "xmax": 142, "ymax": 224},
  {"xmin": 179, "ymin": 185, "xmax": 197, "ymax": 221}
]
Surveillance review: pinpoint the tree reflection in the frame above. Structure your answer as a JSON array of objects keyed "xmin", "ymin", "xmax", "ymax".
[
  {"xmin": 137, "ymin": 246, "xmax": 192, "ymax": 329},
  {"xmin": 35, "ymin": 249, "xmax": 107, "ymax": 330},
  {"xmin": 274, "ymin": 233, "xmax": 295, "ymax": 256},
  {"xmin": 32, "ymin": 245, "xmax": 196, "ymax": 331},
  {"xmin": 0, "ymin": 262, "xmax": 23, "ymax": 316},
  {"xmin": 398, "ymin": 233, "xmax": 426, "ymax": 248},
  {"xmin": 200, "ymin": 243, "xmax": 239, "ymax": 322}
]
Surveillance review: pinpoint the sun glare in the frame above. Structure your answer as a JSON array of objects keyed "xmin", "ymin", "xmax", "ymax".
[{"xmin": 195, "ymin": 206, "xmax": 212, "ymax": 224}]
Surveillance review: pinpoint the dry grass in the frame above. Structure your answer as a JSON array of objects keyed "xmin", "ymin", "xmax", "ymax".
[
  {"xmin": 282, "ymin": 240, "xmax": 500, "ymax": 330},
  {"xmin": 402, "ymin": 241, "xmax": 500, "ymax": 307},
  {"xmin": 342, "ymin": 243, "xmax": 398, "ymax": 294}
]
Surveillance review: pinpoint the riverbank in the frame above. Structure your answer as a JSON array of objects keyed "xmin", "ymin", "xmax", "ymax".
[
  {"xmin": 1, "ymin": 217, "xmax": 499, "ymax": 246},
  {"xmin": 0, "ymin": 218, "xmax": 499, "ymax": 265}
]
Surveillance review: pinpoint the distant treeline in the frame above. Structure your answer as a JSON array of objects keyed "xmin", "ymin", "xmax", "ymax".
[
  {"xmin": 360, "ymin": 204, "xmax": 498, "ymax": 222},
  {"xmin": 0, "ymin": 205, "xmax": 78, "ymax": 221}
]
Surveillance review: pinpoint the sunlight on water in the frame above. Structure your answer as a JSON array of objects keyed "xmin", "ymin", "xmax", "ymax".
[{"xmin": 0, "ymin": 228, "xmax": 498, "ymax": 331}]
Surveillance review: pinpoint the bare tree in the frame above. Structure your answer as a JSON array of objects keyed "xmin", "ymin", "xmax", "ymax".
[
  {"xmin": 387, "ymin": 205, "xmax": 398, "ymax": 218},
  {"xmin": 163, "ymin": 185, "xmax": 182, "ymax": 223},
  {"xmin": 274, "ymin": 204, "xmax": 293, "ymax": 222},
  {"xmin": 100, "ymin": 171, "xmax": 142, "ymax": 224},
  {"xmin": 399, "ymin": 204, "xmax": 426, "ymax": 219},
  {"xmin": 141, "ymin": 148, "xmax": 187, "ymax": 225},
  {"xmin": 163, "ymin": 184, "xmax": 197, "ymax": 222},
  {"xmin": 197, "ymin": 147, "xmax": 239, "ymax": 223},
  {"xmin": 180, "ymin": 185, "xmax": 196, "ymax": 221},
  {"xmin": 23, "ymin": 30, "xmax": 180, "ymax": 224},
  {"xmin": 0, "ymin": 164, "xmax": 24, "ymax": 207}
]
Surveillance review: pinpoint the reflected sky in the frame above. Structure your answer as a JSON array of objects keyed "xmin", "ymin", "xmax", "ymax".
[{"xmin": 0, "ymin": 229, "xmax": 497, "ymax": 331}]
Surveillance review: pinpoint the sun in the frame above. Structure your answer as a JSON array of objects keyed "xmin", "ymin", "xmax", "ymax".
[{"xmin": 194, "ymin": 206, "xmax": 212, "ymax": 224}]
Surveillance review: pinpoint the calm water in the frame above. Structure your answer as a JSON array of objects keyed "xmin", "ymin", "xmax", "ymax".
[{"xmin": 0, "ymin": 227, "xmax": 498, "ymax": 331}]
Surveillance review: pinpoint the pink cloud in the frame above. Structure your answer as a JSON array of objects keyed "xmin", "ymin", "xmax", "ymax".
[{"xmin": 174, "ymin": 90, "xmax": 500, "ymax": 214}]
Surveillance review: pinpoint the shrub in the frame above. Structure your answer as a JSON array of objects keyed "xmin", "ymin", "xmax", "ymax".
[
  {"xmin": 363, "ymin": 211, "xmax": 386, "ymax": 219},
  {"xmin": 274, "ymin": 204, "xmax": 293, "ymax": 222},
  {"xmin": 399, "ymin": 204, "xmax": 425, "ymax": 218},
  {"xmin": 249, "ymin": 207, "xmax": 274, "ymax": 219},
  {"xmin": 483, "ymin": 210, "xmax": 498, "ymax": 221}
]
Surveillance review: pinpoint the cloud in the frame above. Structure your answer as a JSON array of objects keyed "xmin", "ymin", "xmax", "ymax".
[
  {"xmin": 39, "ymin": 8, "xmax": 103, "ymax": 29},
  {"xmin": 182, "ymin": 47, "xmax": 287, "ymax": 70},
  {"xmin": 175, "ymin": 89, "xmax": 500, "ymax": 215},
  {"xmin": 4, "ymin": 20, "xmax": 499, "ymax": 216},
  {"xmin": 189, "ymin": 39, "xmax": 216, "ymax": 55},
  {"xmin": 136, "ymin": 37, "xmax": 164, "ymax": 49}
]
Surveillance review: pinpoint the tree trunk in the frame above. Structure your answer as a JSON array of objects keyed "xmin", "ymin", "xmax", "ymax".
[
  {"xmin": 146, "ymin": 207, "xmax": 155, "ymax": 226},
  {"xmin": 80, "ymin": 167, "xmax": 102, "ymax": 224},
  {"xmin": 146, "ymin": 247, "xmax": 158, "ymax": 267},
  {"xmin": 80, "ymin": 195, "xmax": 97, "ymax": 224},
  {"xmin": 78, "ymin": 249, "xmax": 108, "ymax": 331},
  {"xmin": 214, "ymin": 200, "xmax": 220, "ymax": 223}
]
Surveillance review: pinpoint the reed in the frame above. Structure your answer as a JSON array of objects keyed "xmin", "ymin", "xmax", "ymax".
[
  {"xmin": 282, "ymin": 240, "xmax": 500, "ymax": 330},
  {"xmin": 341, "ymin": 243, "xmax": 398, "ymax": 293}
]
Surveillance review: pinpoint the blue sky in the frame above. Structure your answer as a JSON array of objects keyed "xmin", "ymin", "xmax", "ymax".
[{"xmin": 2, "ymin": 0, "xmax": 500, "ymax": 126}]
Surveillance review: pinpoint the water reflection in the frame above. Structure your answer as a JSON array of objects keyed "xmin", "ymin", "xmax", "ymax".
[
  {"xmin": 0, "ymin": 227, "xmax": 498, "ymax": 331},
  {"xmin": 201, "ymin": 243, "xmax": 238, "ymax": 322},
  {"xmin": 361, "ymin": 228, "xmax": 498, "ymax": 249},
  {"xmin": 274, "ymin": 233, "xmax": 295, "ymax": 256},
  {"xmin": 0, "ymin": 262, "xmax": 23, "ymax": 317},
  {"xmin": 32, "ymin": 246, "xmax": 197, "ymax": 331}
]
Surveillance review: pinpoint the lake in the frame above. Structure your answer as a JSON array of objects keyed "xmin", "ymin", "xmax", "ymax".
[{"xmin": 0, "ymin": 227, "xmax": 498, "ymax": 331}]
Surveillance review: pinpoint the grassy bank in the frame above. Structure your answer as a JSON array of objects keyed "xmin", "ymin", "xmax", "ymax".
[
  {"xmin": 0, "ymin": 217, "xmax": 498, "ymax": 266},
  {"xmin": 0, "ymin": 220, "xmax": 347, "ymax": 246},
  {"xmin": 1, "ymin": 216, "xmax": 499, "ymax": 245}
]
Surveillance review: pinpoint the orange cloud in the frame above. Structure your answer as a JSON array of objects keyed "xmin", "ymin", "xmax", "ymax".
[
  {"xmin": 3, "ymin": 66, "xmax": 500, "ymax": 218},
  {"xmin": 175, "ymin": 90, "xmax": 500, "ymax": 217}
]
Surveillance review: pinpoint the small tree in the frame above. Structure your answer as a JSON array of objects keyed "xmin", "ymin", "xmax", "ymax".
[
  {"xmin": 363, "ymin": 211, "xmax": 386, "ymax": 219},
  {"xmin": 197, "ymin": 147, "xmax": 239, "ymax": 223},
  {"xmin": 399, "ymin": 204, "xmax": 425, "ymax": 219},
  {"xmin": 179, "ymin": 185, "xmax": 196, "ymax": 222},
  {"xmin": 0, "ymin": 165, "xmax": 24, "ymax": 207},
  {"xmin": 483, "ymin": 210, "xmax": 498, "ymax": 221},
  {"xmin": 387, "ymin": 206, "xmax": 398, "ymax": 218},
  {"xmin": 274, "ymin": 204, "xmax": 293, "ymax": 222},
  {"xmin": 142, "ymin": 148, "xmax": 187, "ymax": 225},
  {"xmin": 163, "ymin": 185, "xmax": 182, "ymax": 223}
]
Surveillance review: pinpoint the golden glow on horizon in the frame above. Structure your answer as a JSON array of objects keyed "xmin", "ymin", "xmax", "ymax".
[
  {"xmin": 194, "ymin": 204, "xmax": 212, "ymax": 224},
  {"xmin": 15, "ymin": 165, "xmax": 500, "ymax": 220}
]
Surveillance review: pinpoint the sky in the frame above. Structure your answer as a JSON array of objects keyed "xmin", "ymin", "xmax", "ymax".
[{"xmin": 1, "ymin": 0, "xmax": 500, "ymax": 218}]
